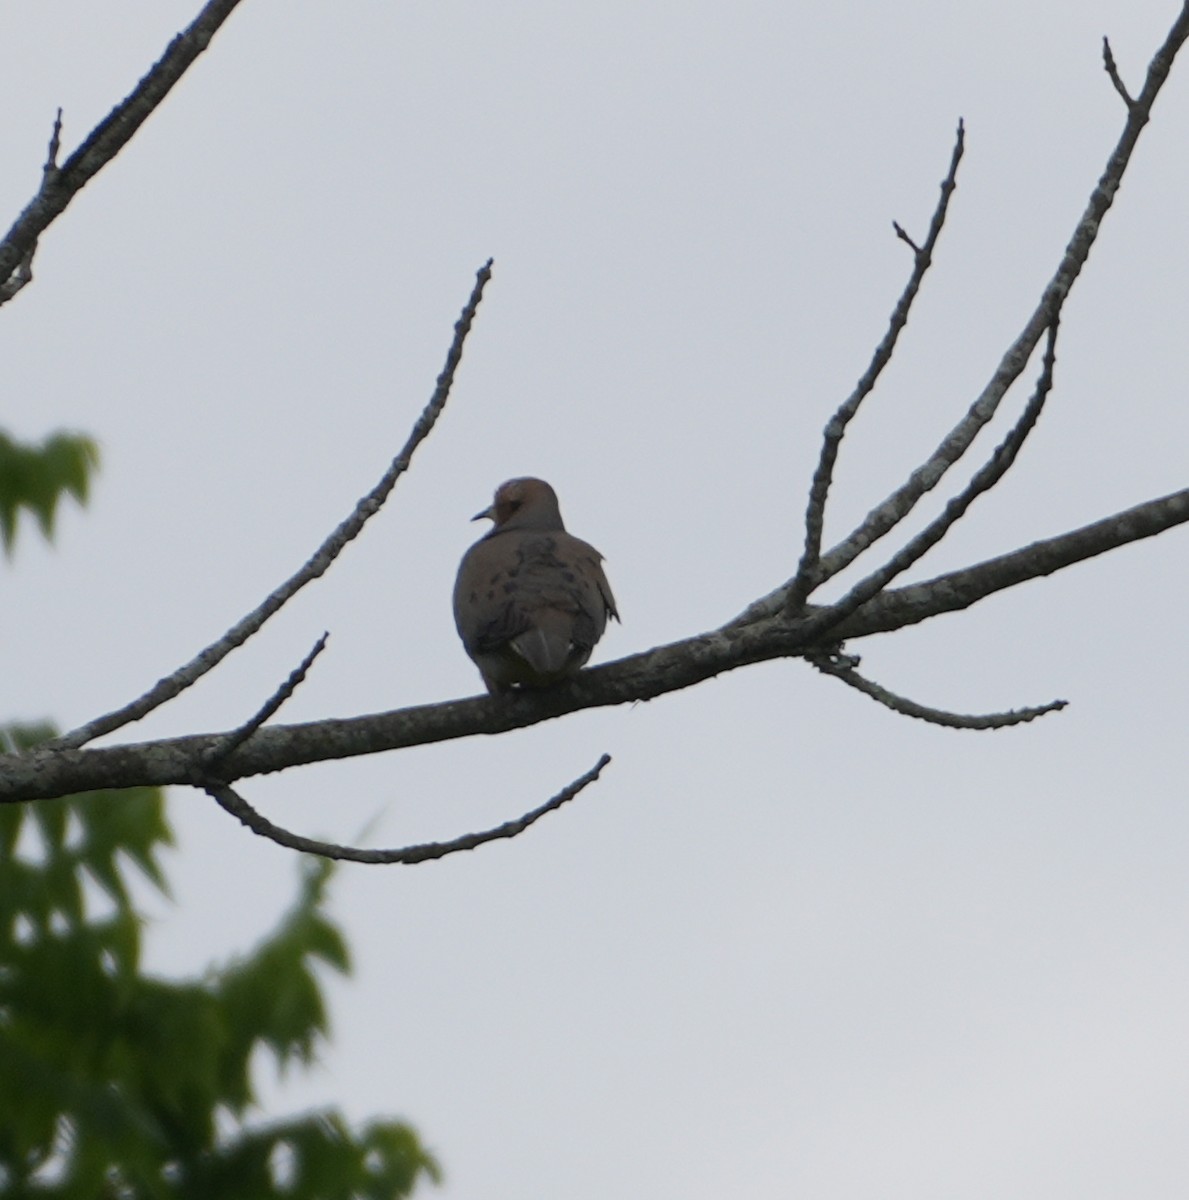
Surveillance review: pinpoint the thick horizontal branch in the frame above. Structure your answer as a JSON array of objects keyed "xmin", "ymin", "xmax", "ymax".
[
  {"xmin": 829, "ymin": 485, "xmax": 1189, "ymax": 638},
  {"xmin": 4, "ymin": 487, "xmax": 1186, "ymax": 804}
]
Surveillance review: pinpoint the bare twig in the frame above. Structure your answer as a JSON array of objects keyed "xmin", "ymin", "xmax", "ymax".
[
  {"xmin": 891, "ymin": 221, "xmax": 923, "ymax": 255},
  {"xmin": 0, "ymin": 111, "xmax": 63, "ymax": 305},
  {"xmin": 789, "ymin": 121, "xmax": 965, "ymax": 610},
  {"xmin": 0, "ymin": 0, "xmax": 246, "ymax": 296},
  {"xmin": 1103, "ymin": 36, "xmax": 1136, "ymax": 107},
  {"xmin": 800, "ymin": 319, "xmax": 1059, "ymax": 645},
  {"xmin": 44, "ymin": 108, "xmax": 63, "ymax": 175},
  {"xmin": 206, "ymin": 633, "xmax": 330, "ymax": 768},
  {"xmin": 807, "ymin": 650, "xmax": 1066, "ymax": 729},
  {"xmin": 205, "ymin": 754, "xmax": 612, "ymax": 863},
  {"xmin": 803, "ymin": 10, "xmax": 1189, "ymax": 593},
  {"xmin": 50, "ymin": 259, "xmax": 494, "ymax": 752}
]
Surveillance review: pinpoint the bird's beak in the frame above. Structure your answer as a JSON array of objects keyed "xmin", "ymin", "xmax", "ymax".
[{"xmin": 472, "ymin": 506, "xmax": 494, "ymax": 522}]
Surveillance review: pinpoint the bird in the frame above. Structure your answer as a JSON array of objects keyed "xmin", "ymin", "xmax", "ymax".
[{"xmin": 453, "ymin": 477, "xmax": 618, "ymax": 694}]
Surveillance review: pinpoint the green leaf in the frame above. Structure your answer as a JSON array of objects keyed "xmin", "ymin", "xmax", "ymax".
[
  {"xmin": 0, "ymin": 428, "xmax": 100, "ymax": 555},
  {"xmin": 0, "ymin": 726, "xmax": 433, "ymax": 1198}
]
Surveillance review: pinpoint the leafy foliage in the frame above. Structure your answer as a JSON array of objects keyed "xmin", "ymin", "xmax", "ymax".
[
  {"xmin": 0, "ymin": 429, "xmax": 99, "ymax": 554},
  {"xmin": 0, "ymin": 724, "xmax": 440, "ymax": 1199}
]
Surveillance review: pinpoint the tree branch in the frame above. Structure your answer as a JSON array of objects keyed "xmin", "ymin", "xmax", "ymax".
[
  {"xmin": 798, "ymin": 318, "xmax": 1058, "ymax": 645},
  {"xmin": 805, "ymin": 5, "xmax": 1189, "ymax": 592},
  {"xmin": 790, "ymin": 119, "xmax": 965, "ymax": 609},
  {"xmin": 205, "ymin": 755, "xmax": 612, "ymax": 863},
  {"xmin": 4, "ymin": 483, "xmax": 1187, "ymax": 805},
  {"xmin": 828, "ymin": 485, "xmax": 1189, "ymax": 640},
  {"xmin": 0, "ymin": 111, "xmax": 63, "ymax": 304},
  {"xmin": 807, "ymin": 650, "xmax": 1066, "ymax": 729},
  {"xmin": 0, "ymin": 0, "xmax": 246, "ymax": 300},
  {"xmin": 1102, "ymin": 36, "xmax": 1137, "ymax": 108},
  {"xmin": 206, "ymin": 633, "xmax": 329, "ymax": 768},
  {"xmin": 49, "ymin": 259, "xmax": 494, "ymax": 752},
  {"xmin": 5, "ymin": 6, "xmax": 1189, "ymax": 828}
]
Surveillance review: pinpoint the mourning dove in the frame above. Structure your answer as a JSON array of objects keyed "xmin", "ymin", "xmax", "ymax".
[{"xmin": 453, "ymin": 477, "xmax": 618, "ymax": 694}]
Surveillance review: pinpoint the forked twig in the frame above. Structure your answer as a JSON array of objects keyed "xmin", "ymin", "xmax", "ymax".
[
  {"xmin": 797, "ymin": 11, "xmax": 1189, "ymax": 599},
  {"xmin": 0, "ymin": 1, "xmax": 246, "ymax": 296},
  {"xmin": 801, "ymin": 319, "xmax": 1059, "ymax": 644},
  {"xmin": 790, "ymin": 120, "xmax": 965, "ymax": 609},
  {"xmin": 732, "ymin": 16, "xmax": 1188, "ymax": 635},
  {"xmin": 205, "ymin": 754, "xmax": 612, "ymax": 863}
]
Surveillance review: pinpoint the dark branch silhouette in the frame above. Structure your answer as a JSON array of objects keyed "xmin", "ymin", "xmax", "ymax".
[
  {"xmin": 792, "ymin": 9, "xmax": 1189, "ymax": 601},
  {"xmin": 205, "ymin": 755, "xmax": 612, "ymax": 864},
  {"xmin": 2, "ymin": 3, "xmax": 1189, "ymax": 866},
  {"xmin": 807, "ymin": 650, "xmax": 1067, "ymax": 730},
  {"xmin": 49, "ymin": 259, "xmax": 493, "ymax": 752},
  {"xmin": 1103, "ymin": 36, "xmax": 1137, "ymax": 108},
  {"xmin": 4, "ymin": 476, "xmax": 1185, "ymax": 808},
  {"xmin": 0, "ymin": 0, "xmax": 247, "ymax": 303},
  {"xmin": 797, "ymin": 318, "xmax": 1060, "ymax": 646},
  {"xmin": 791, "ymin": 119, "xmax": 965, "ymax": 610},
  {"xmin": 206, "ymin": 633, "xmax": 331, "ymax": 768}
]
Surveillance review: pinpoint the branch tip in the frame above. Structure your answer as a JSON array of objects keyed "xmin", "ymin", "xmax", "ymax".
[
  {"xmin": 44, "ymin": 109, "xmax": 64, "ymax": 176},
  {"xmin": 892, "ymin": 221, "xmax": 922, "ymax": 253},
  {"xmin": 207, "ymin": 632, "xmax": 331, "ymax": 768},
  {"xmin": 1103, "ymin": 36, "xmax": 1136, "ymax": 107}
]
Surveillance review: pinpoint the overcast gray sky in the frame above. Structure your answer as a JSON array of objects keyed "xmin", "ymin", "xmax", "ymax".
[{"xmin": 5, "ymin": 1, "xmax": 1189, "ymax": 1196}]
